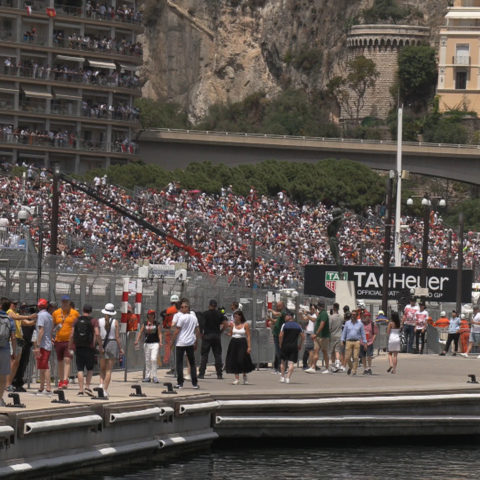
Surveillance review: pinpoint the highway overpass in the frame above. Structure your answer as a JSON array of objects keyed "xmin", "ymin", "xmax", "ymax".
[{"xmin": 139, "ymin": 129, "xmax": 480, "ymax": 184}]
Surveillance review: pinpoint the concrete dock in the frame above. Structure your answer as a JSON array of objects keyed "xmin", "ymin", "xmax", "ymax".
[{"xmin": 1, "ymin": 353, "xmax": 480, "ymax": 478}]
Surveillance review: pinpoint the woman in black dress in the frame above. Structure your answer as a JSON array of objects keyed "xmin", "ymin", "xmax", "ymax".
[{"xmin": 225, "ymin": 310, "xmax": 254, "ymax": 385}]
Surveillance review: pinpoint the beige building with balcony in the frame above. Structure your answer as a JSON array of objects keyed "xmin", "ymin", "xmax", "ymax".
[
  {"xmin": 437, "ymin": 0, "xmax": 480, "ymax": 113},
  {"xmin": 0, "ymin": 0, "xmax": 142, "ymax": 173}
]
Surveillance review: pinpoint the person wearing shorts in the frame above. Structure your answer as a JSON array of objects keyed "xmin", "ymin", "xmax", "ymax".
[
  {"xmin": 329, "ymin": 303, "xmax": 344, "ymax": 372},
  {"xmin": 312, "ymin": 301, "xmax": 330, "ymax": 374},
  {"xmin": 279, "ymin": 311, "xmax": 305, "ymax": 384},
  {"xmin": 69, "ymin": 305, "xmax": 101, "ymax": 396},
  {"xmin": 52, "ymin": 295, "xmax": 79, "ymax": 389},
  {"xmin": 33, "ymin": 299, "xmax": 53, "ymax": 395}
]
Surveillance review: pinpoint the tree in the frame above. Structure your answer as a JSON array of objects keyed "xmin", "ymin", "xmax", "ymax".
[
  {"xmin": 398, "ymin": 46, "xmax": 437, "ymax": 110},
  {"xmin": 328, "ymin": 56, "xmax": 379, "ymax": 125},
  {"xmin": 362, "ymin": 0, "xmax": 409, "ymax": 24},
  {"xmin": 135, "ymin": 98, "xmax": 190, "ymax": 129}
]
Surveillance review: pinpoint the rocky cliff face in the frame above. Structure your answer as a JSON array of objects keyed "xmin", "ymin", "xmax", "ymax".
[{"xmin": 141, "ymin": 0, "xmax": 450, "ymax": 123}]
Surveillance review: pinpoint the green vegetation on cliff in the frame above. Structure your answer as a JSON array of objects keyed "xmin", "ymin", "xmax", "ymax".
[{"xmin": 198, "ymin": 90, "xmax": 340, "ymax": 137}]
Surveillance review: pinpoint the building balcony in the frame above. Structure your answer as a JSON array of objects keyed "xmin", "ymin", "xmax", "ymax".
[
  {"xmin": 0, "ymin": 0, "xmax": 143, "ymax": 29},
  {"xmin": 0, "ymin": 66, "xmax": 141, "ymax": 93},
  {"xmin": 0, "ymin": 131, "xmax": 138, "ymax": 156},
  {"xmin": 453, "ymin": 55, "xmax": 471, "ymax": 65},
  {"xmin": 0, "ymin": 106, "xmax": 140, "ymax": 127}
]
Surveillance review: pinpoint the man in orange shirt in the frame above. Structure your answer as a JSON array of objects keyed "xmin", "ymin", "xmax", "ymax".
[
  {"xmin": 161, "ymin": 294, "xmax": 179, "ymax": 374},
  {"xmin": 434, "ymin": 311, "xmax": 449, "ymax": 328},
  {"xmin": 52, "ymin": 295, "xmax": 79, "ymax": 388}
]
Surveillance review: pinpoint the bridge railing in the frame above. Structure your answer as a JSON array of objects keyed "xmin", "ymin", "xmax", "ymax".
[{"xmin": 148, "ymin": 127, "xmax": 480, "ymax": 151}]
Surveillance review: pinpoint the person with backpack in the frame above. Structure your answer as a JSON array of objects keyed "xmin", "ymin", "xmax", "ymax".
[
  {"xmin": 98, "ymin": 303, "xmax": 123, "ymax": 399},
  {"xmin": 0, "ymin": 298, "xmax": 16, "ymax": 407},
  {"xmin": 69, "ymin": 304, "xmax": 101, "ymax": 396}
]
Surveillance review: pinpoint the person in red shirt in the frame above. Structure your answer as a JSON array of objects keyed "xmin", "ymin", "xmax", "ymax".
[{"xmin": 161, "ymin": 294, "xmax": 179, "ymax": 374}]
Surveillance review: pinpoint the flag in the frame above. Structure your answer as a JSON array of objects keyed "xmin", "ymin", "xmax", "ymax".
[
  {"xmin": 26, "ymin": 6, "xmax": 32, "ymax": 15},
  {"xmin": 46, "ymin": 7, "xmax": 56, "ymax": 17}
]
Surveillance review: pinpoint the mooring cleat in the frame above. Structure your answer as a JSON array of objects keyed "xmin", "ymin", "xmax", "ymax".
[
  {"xmin": 162, "ymin": 382, "xmax": 177, "ymax": 394},
  {"xmin": 130, "ymin": 384, "xmax": 147, "ymax": 397}
]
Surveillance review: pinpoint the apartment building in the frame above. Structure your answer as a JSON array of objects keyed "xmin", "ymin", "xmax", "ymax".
[
  {"xmin": 0, "ymin": 0, "xmax": 142, "ymax": 173},
  {"xmin": 438, "ymin": 0, "xmax": 480, "ymax": 113}
]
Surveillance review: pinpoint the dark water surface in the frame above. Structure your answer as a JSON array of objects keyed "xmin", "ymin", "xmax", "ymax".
[{"xmin": 77, "ymin": 442, "xmax": 480, "ymax": 480}]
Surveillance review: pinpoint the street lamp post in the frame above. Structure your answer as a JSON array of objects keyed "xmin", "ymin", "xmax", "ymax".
[
  {"xmin": 18, "ymin": 208, "xmax": 29, "ymax": 269},
  {"xmin": 36, "ymin": 204, "xmax": 43, "ymax": 301},
  {"xmin": 50, "ymin": 164, "xmax": 60, "ymax": 259},
  {"xmin": 381, "ymin": 170, "xmax": 395, "ymax": 313},
  {"xmin": 406, "ymin": 195, "xmax": 446, "ymax": 293},
  {"xmin": 456, "ymin": 212, "xmax": 465, "ymax": 315}
]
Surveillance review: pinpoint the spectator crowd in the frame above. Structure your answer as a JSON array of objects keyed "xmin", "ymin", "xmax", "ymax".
[
  {"xmin": 0, "ymin": 124, "xmax": 137, "ymax": 153},
  {"xmin": 3, "ymin": 58, "xmax": 140, "ymax": 89},
  {"xmin": 0, "ymin": 172, "xmax": 478, "ymax": 288}
]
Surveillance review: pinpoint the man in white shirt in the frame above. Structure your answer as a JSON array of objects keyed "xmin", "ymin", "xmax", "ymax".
[
  {"xmin": 170, "ymin": 299, "xmax": 200, "ymax": 389},
  {"xmin": 414, "ymin": 303, "xmax": 429, "ymax": 354},
  {"xmin": 461, "ymin": 305, "xmax": 480, "ymax": 358}
]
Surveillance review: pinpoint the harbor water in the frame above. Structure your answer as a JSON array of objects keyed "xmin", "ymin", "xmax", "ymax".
[{"xmin": 73, "ymin": 442, "xmax": 480, "ymax": 479}]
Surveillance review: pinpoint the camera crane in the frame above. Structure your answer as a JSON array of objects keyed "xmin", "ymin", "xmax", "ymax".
[{"xmin": 50, "ymin": 170, "xmax": 211, "ymax": 275}]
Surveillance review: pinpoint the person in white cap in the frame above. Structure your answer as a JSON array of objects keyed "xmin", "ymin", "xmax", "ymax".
[{"xmin": 98, "ymin": 303, "xmax": 123, "ymax": 398}]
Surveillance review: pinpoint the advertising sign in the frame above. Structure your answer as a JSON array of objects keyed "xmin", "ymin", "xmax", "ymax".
[{"xmin": 304, "ymin": 265, "xmax": 472, "ymax": 303}]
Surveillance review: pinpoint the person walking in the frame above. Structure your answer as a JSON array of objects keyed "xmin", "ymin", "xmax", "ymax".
[
  {"xmin": 461, "ymin": 305, "xmax": 480, "ymax": 358},
  {"xmin": 198, "ymin": 299, "xmax": 228, "ymax": 380},
  {"xmin": 33, "ymin": 298, "xmax": 53, "ymax": 395},
  {"xmin": 360, "ymin": 312, "xmax": 378, "ymax": 375},
  {"xmin": 387, "ymin": 311, "xmax": 401, "ymax": 374},
  {"xmin": 300, "ymin": 304, "xmax": 317, "ymax": 370},
  {"xmin": 403, "ymin": 298, "xmax": 419, "ymax": 353},
  {"xmin": 225, "ymin": 309, "xmax": 255, "ymax": 385},
  {"xmin": 311, "ymin": 301, "xmax": 330, "ymax": 374},
  {"xmin": 160, "ymin": 294, "xmax": 179, "ymax": 374},
  {"xmin": 414, "ymin": 303, "xmax": 428, "ymax": 354},
  {"xmin": 341, "ymin": 310, "xmax": 366, "ymax": 376},
  {"xmin": 0, "ymin": 298, "xmax": 16, "ymax": 407},
  {"xmin": 440, "ymin": 310, "xmax": 461, "ymax": 356},
  {"xmin": 170, "ymin": 299, "xmax": 200, "ymax": 389},
  {"xmin": 279, "ymin": 311, "xmax": 305, "ymax": 384},
  {"xmin": 268, "ymin": 301, "xmax": 285, "ymax": 374},
  {"xmin": 329, "ymin": 302, "xmax": 344, "ymax": 372},
  {"xmin": 98, "ymin": 303, "xmax": 123, "ymax": 398},
  {"xmin": 52, "ymin": 295, "xmax": 79, "ymax": 389},
  {"xmin": 69, "ymin": 304, "xmax": 101, "ymax": 396},
  {"xmin": 135, "ymin": 309, "xmax": 162, "ymax": 383}
]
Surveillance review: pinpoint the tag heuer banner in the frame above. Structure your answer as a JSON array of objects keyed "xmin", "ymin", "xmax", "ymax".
[{"xmin": 304, "ymin": 265, "xmax": 472, "ymax": 303}]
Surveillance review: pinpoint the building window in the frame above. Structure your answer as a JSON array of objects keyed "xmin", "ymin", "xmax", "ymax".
[
  {"xmin": 456, "ymin": 71, "xmax": 467, "ymax": 90},
  {"xmin": 455, "ymin": 44, "xmax": 470, "ymax": 65}
]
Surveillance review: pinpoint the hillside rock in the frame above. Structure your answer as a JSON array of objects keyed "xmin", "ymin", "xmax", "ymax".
[{"xmin": 141, "ymin": 0, "xmax": 450, "ymax": 123}]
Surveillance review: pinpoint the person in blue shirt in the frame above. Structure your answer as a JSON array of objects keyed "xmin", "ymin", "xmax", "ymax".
[
  {"xmin": 0, "ymin": 297, "xmax": 16, "ymax": 407},
  {"xmin": 341, "ymin": 310, "xmax": 366, "ymax": 376},
  {"xmin": 440, "ymin": 310, "xmax": 461, "ymax": 356}
]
